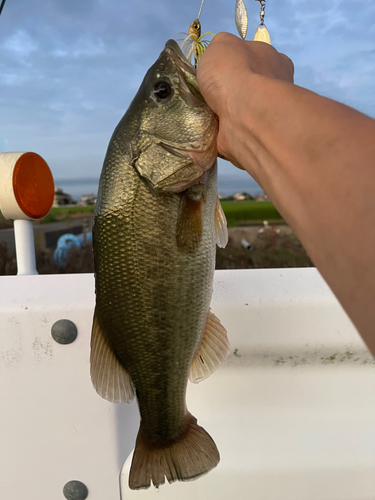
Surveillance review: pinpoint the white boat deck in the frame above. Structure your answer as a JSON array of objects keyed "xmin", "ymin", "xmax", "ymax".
[{"xmin": 1, "ymin": 269, "xmax": 374, "ymax": 499}]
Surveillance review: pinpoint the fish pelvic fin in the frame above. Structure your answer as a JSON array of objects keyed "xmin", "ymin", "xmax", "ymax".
[
  {"xmin": 90, "ymin": 307, "xmax": 135, "ymax": 404},
  {"xmin": 189, "ymin": 310, "xmax": 230, "ymax": 383},
  {"xmin": 129, "ymin": 412, "xmax": 220, "ymax": 490},
  {"xmin": 214, "ymin": 197, "xmax": 228, "ymax": 248}
]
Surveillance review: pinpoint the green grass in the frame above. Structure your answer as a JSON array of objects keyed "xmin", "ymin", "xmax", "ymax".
[
  {"xmin": 220, "ymin": 200, "xmax": 282, "ymax": 227},
  {"xmin": 42, "ymin": 201, "xmax": 281, "ymax": 226},
  {"xmin": 3, "ymin": 201, "xmax": 282, "ymax": 228},
  {"xmin": 40, "ymin": 205, "xmax": 95, "ymax": 224}
]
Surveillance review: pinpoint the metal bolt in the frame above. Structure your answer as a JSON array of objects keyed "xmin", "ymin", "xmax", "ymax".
[
  {"xmin": 63, "ymin": 480, "xmax": 89, "ymax": 500},
  {"xmin": 51, "ymin": 319, "xmax": 78, "ymax": 345}
]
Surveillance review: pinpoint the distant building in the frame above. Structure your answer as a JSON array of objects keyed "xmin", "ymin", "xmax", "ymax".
[
  {"xmin": 219, "ymin": 192, "xmax": 255, "ymax": 201},
  {"xmin": 233, "ymin": 193, "xmax": 246, "ymax": 201},
  {"xmin": 53, "ymin": 188, "xmax": 74, "ymax": 207},
  {"xmin": 255, "ymin": 193, "xmax": 268, "ymax": 202},
  {"xmin": 77, "ymin": 194, "xmax": 96, "ymax": 206}
]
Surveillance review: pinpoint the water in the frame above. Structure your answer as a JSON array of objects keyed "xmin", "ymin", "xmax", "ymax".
[
  {"xmin": 217, "ymin": 174, "xmax": 263, "ymax": 197},
  {"xmin": 54, "ymin": 178, "xmax": 100, "ymax": 202},
  {"xmin": 54, "ymin": 174, "xmax": 263, "ymax": 202}
]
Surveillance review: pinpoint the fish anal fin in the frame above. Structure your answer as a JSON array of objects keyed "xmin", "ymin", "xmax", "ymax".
[
  {"xmin": 129, "ymin": 413, "xmax": 219, "ymax": 490},
  {"xmin": 90, "ymin": 308, "xmax": 135, "ymax": 404},
  {"xmin": 189, "ymin": 310, "xmax": 230, "ymax": 383},
  {"xmin": 176, "ymin": 192, "xmax": 203, "ymax": 252},
  {"xmin": 215, "ymin": 197, "xmax": 228, "ymax": 248}
]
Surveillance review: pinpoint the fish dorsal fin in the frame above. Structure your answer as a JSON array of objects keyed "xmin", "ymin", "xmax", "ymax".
[
  {"xmin": 176, "ymin": 192, "xmax": 203, "ymax": 252},
  {"xmin": 189, "ymin": 310, "xmax": 230, "ymax": 383},
  {"xmin": 214, "ymin": 197, "xmax": 228, "ymax": 248},
  {"xmin": 90, "ymin": 308, "xmax": 135, "ymax": 404}
]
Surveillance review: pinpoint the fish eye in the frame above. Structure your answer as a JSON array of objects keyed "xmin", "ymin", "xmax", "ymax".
[{"xmin": 153, "ymin": 81, "xmax": 172, "ymax": 101}]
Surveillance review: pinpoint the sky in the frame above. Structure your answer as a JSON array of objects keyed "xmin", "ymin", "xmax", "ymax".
[{"xmin": 0, "ymin": 0, "xmax": 374, "ymax": 195}]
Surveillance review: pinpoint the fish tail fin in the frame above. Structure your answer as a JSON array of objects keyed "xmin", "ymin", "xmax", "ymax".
[{"xmin": 129, "ymin": 412, "xmax": 220, "ymax": 490}]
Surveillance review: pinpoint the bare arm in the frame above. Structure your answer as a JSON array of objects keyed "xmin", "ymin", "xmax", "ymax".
[{"xmin": 198, "ymin": 33, "xmax": 375, "ymax": 355}]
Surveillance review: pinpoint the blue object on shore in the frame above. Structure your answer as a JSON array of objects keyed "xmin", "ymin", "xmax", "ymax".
[
  {"xmin": 53, "ymin": 232, "xmax": 92, "ymax": 267},
  {"xmin": 76, "ymin": 232, "xmax": 92, "ymax": 245}
]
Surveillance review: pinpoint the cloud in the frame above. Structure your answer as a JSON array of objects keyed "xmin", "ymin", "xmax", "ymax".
[
  {"xmin": 0, "ymin": 0, "xmax": 374, "ymax": 183},
  {"xmin": 49, "ymin": 36, "xmax": 106, "ymax": 59},
  {"xmin": 2, "ymin": 29, "xmax": 38, "ymax": 57}
]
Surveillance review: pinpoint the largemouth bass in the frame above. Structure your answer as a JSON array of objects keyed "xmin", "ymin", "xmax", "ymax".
[{"xmin": 90, "ymin": 39, "xmax": 229, "ymax": 490}]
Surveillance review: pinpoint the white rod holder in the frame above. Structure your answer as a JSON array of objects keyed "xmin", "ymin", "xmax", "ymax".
[{"xmin": 13, "ymin": 219, "xmax": 38, "ymax": 276}]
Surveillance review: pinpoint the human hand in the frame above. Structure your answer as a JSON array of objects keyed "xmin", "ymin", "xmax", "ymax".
[{"xmin": 197, "ymin": 32, "xmax": 294, "ymax": 166}]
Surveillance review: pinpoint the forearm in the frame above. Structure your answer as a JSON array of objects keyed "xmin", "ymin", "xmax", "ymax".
[{"xmin": 227, "ymin": 72, "xmax": 375, "ymax": 352}]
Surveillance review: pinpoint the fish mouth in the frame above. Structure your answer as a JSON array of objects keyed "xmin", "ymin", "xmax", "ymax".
[
  {"xmin": 164, "ymin": 39, "xmax": 206, "ymax": 106},
  {"xmin": 165, "ymin": 39, "xmax": 192, "ymax": 68}
]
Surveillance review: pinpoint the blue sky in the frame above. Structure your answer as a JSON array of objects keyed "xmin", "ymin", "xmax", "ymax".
[{"xmin": 0, "ymin": 0, "xmax": 374, "ymax": 194}]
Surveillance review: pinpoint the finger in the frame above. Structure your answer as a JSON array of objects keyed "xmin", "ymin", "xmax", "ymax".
[{"xmin": 280, "ymin": 53, "xmax": 295, "ymax": 83}]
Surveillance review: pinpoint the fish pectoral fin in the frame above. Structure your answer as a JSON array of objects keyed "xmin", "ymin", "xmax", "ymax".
[
  {"xmin": 90, "ymin": 308, "xmax": 135, "ymax": 404},
  {"xmin": 189, "ymin": 310, "xmax": 230, "ymax": 383},
  {"xmin": 176, "ymin": 192, "xmax": 203, "ymax": 252},
  {"xmin": 214, "ymin": 197, "xmax": 228, "ymax": 248}
]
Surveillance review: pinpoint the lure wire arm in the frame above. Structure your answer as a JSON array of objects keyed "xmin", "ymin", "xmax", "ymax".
[
  {"xmin": 0, "ymin": 0, "xmax": 8, "ymax": 17},
  {"xmin": 197, "ymin": 0, "xmax": 205, "ymax": 20}
]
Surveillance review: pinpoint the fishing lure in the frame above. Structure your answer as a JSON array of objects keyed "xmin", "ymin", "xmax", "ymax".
[
  {"xmin": 254, "ymin": 0, "xmax": 271, "ymax": 45},
  {"xmin": 176, "ymin": 0, "xmax": 214, "ymax": 67},
  {"xmin": 235, "ymin": 0, "xmax": 271, "ymax": 44},
  {"xmin": 235, "ymin": 0, "xmax": 248, "ymax": 40}
]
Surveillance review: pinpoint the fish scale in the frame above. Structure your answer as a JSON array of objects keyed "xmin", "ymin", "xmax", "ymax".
[
  {"xmin": 94, "ymin": 166, "xmax": 216, "ymax": 441},
  {"xmin": 91, "ymin": 39, "xmax": 229, "ymax": 490}
]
